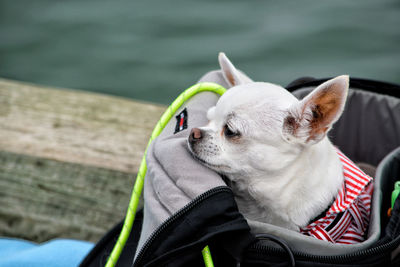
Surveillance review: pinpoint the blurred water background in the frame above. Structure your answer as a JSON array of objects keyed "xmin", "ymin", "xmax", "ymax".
[{"xmin": 0, "ymin": 0, "xmax": 399, "ymax": 104}]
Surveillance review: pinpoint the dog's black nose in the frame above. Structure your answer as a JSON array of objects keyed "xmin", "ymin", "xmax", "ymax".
[{"xmin": 189, "ymin": 128, "xmax": 202, "ymax": 143}]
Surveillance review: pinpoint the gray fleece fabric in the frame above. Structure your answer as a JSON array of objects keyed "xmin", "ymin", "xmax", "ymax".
[
  {"xmin": 136, "ymin": 90, "xmax": 225, "ymax": 256},
  {"xmin": 135, "ymin": 71, "xmax": 400, "ymax": 258}
]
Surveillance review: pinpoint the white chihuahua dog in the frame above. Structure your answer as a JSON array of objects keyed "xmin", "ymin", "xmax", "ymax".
[{"xmin": 188, "ymin": 53, "xmax": 351, "ymax": 231}]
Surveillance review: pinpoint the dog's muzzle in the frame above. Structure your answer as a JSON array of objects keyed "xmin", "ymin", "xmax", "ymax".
[{"xmin": 189, "ymin": 128, "xmax": 203, "ymax": 145}]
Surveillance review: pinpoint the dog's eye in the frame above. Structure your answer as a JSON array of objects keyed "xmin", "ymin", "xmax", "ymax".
[{"xmin": 224, "ymin": 125, "xmax": 240, "ymax": 138}]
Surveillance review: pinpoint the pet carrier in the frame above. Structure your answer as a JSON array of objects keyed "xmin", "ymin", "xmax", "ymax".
[{"xmin": 81, "ymin": 71, "xmax": 400, "ymax": 267}]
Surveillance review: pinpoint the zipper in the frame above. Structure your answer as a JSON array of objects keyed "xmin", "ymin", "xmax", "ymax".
[
  {"xmin": 134, "ymin": 183, "xmax": 400, "ymax": 265},
  {"xmin": 133, "ymin": 186, "xmax": 232, "ymax": 266},
  {"xmin": 248, "ymin": 234, "xmax": 400, "ymax": 264}
]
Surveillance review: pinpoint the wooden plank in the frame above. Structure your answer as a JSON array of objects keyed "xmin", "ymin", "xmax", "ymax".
[
  {"xmin": 0, "ymin": 78, "xmax": 166, "ymax": 242},
  {"xmin": 0, "ymin": 78, "xmax": 165, "ymax": 173},
  {"xmin": 0, "ymin": 151, "xmax": 135, "ymax": 243}
]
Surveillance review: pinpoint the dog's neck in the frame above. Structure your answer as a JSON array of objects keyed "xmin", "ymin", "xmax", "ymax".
[{"xmin": 228, "ymin": 137, "xmax": 344, "ymax": 230}]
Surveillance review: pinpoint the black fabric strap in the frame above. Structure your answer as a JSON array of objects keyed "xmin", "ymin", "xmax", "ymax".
[{"xmin": 286, "ymin": 77, "xmax": 400, "ymax": 98}]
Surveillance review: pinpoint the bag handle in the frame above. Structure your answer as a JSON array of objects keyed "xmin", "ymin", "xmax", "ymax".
[{"xmin": 286, "ymin": 77, "xmax": 400, "ymax": 98}]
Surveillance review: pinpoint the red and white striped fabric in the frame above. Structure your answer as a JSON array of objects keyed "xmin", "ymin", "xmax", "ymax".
[{"xmin": 301, "ymin": 149, "xmax": 374, "ymax": 244}]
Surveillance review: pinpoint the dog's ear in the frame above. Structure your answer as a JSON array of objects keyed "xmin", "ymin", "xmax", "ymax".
[
  {"xmin": 218, "ymin": 52, "xmax": 253, "ymax": 87},
  {"xmin": 283, "ymin": 75, "xmax": 349, "ymax": 144}
]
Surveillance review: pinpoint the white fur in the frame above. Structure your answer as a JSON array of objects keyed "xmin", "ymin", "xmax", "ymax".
[{"xmin": 188, "ymin": 53, "xmax": 349, "ymax": 231}]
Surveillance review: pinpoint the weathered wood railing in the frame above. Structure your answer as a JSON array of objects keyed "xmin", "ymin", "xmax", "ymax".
[{"xmin": 0, "ymin": 78, "xmax": 165, "ymax": 242}]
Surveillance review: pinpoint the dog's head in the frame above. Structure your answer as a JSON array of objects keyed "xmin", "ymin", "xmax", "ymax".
[{"xmin": 188, "ymin": 53, "xmax": 349, "ymax": 179}]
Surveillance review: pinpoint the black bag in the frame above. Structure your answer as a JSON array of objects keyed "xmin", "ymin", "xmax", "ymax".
[{"xmin": 80, "ymin": 77, "xmax": 400, "ymax": 267}]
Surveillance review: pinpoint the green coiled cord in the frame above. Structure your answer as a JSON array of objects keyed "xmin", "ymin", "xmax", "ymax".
[{"xmin": 105, "ymin": 82, "xmax": 226, "ymax": 267}]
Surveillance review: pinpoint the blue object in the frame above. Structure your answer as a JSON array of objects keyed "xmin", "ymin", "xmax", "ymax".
[{"xmin": 0, "ymin": 238, "xmax": 94, "ymax": 267}]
